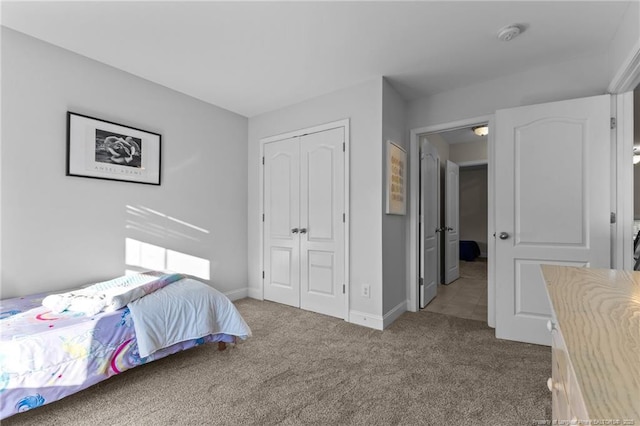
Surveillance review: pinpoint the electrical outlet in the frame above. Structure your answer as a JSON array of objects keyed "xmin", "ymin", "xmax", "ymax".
[{"xmin": 362, "ymin": 284, "xmax": 370, "ymax": 298}]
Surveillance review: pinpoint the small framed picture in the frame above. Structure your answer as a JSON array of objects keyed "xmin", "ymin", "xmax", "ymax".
[
  {"xmin": 386, "ymin": 140, "xmax": 406, "ymax": 215},
  {"xmin": 66, "ymin": 112, "xmax": 161, "ymax": 185}
]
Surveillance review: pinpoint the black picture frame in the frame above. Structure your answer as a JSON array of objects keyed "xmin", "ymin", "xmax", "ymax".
[{"xmin": 66, "ymin": 111, "xmax": 161, "ymax": 185}]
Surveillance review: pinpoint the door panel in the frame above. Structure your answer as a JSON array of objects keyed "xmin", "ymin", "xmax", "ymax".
[
  {"xmin": 444, "ymin": 160, "xmax": 460, "ymax": 284},
  {"xmin": 270, "ymin": 247, "xmax": 294, "ymax": 288},
  {"xmin": 263, "ymin": 137, "xmax": 300, "ymax": 307},
  {"xmin": 299, "ymin": 127, "xmax": 345, "ymax": 318},
  {"xmin": 307, "ymin": 146, "xmax": 335, "ymax": 241},
  {"xmin": 515, "ymin": 120, "xmax": 585, "ymax": 245},
  {"xmin": 420, "ymin": 139, "xmax": 439, "ymax": 308},
  {"xmin": 307, "ymin": 251, "xmax": 335, "ymax": 295},
  {"xmin": 495, "ymin": 94, "xmax": 610, "ymax": 345}
]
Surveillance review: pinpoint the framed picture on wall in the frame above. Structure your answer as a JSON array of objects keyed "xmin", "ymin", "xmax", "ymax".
[
  {"xmin": 66, "ymin": 111, "xmax": 161, "ymax": 185},
  {"xmin": 386, "ymin": 140, "xmax": 406, "ymax": 215}
]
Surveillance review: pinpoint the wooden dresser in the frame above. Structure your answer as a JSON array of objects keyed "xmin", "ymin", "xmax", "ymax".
[{"xmin": 542, "ymin": 265, "xmax": 640, "ymax": 424}]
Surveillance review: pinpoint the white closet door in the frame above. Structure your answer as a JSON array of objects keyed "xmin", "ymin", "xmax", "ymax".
[
  {"xmin": 299, "ymin": 127, "xmax": 345, "ymax": 318},
  {"xmin": 263, "ymin": 137, "xmax": 300, "ymax": 307}
]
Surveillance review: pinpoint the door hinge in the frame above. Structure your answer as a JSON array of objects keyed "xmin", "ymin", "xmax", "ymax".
[
  {"xmin": 262, "ymin": 213, "xmax": 265, "ymax": 222},
  {"xmin": 419, "ymin": 277, "xmax": 424, "ymax": 287},
  {"xmin": 343, "ymin": 213, "xmax": 345, "ymax": 223},
  {"xmin": 262, "ymin": 271, "xmax": 265, "ymax": 279},
  {"xmin": 610, "ymin": 212, "xmax": 616, "ymax": 224},
  {"xmin": 610, "ymin": 117, "xmax": 616, "ymax": 130},
  {"xmin": 343, "ymin": 142, "xmax": 345, "ymax": 152},
  {"xmin": 262, "ymin": 156, "xmax": 265, "ymax": 165},
  {"xmin": 342, "ymin": 284, "xmax": 345, "ymax": 294}
]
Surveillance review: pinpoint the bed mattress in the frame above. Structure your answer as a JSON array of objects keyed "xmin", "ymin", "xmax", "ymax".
[{"xmin": 0, "ymin": 290, "xmax": 235, "ymax": 419}]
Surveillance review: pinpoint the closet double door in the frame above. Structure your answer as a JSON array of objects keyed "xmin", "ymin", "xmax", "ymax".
[{"xmin": 263, "ymin": 127, "xmax": 345, "ymax": 319}]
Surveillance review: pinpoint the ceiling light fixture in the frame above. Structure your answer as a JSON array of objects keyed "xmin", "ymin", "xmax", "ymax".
[
  {"xmin": 472, "ymin": 125, "xmax": 489, "ymax": 137},
  {"xmin": 497, "ymin": 24, "xmax": 524, "ymax": 42}
]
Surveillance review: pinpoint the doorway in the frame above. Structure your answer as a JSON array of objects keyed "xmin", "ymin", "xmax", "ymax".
[{"xmin": 418, "ymin": 125, "xmax": 490, "ymax": 322}]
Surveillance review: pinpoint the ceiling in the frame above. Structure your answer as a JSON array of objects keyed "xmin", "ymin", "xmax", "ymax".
[
  {"xmin": 435, "ymin": 125, "xmax": 487, "ymax": 145},
  {"xmin": 1, "ymin": 1, "xmax": 632, "ymax": 118}
]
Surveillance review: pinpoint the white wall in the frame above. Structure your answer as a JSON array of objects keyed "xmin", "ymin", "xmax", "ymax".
[
  {"xmin": 381, "ymin": 78, "xmax": 407, "ymax": 316},
  {"xmin": 407, "ymin": 52, "xmax": 609, "ymax": 130},
  {"xmin": 1, "ymin": 28, "xmax": 248, "ymax": 299},
  {"xmin": 449, "ymin": 141, "xmax": 487, "ymax": 164},
  {"xmin": 608, "ymin": 1, "xmax": 640, "ymax": 89},
  {"xmin": 422, "ymin": 134, "xmax": 449, "ymax": 165},
  {"xmin": 248, "ymin": 79, "xmax": 384, "ymax": 320}
]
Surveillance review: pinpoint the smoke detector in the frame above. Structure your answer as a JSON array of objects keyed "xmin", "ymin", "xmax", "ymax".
[{"xmin": 497, "ymin": 24, "xmax": 523, "ymax": 42}]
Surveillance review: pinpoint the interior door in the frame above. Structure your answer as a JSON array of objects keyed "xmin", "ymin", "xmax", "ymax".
[
  {"xmin": 420, "ymin": 138, "xmax": 440, "ymax": 308},
  {"xmin": 299, "ymin": 127, "xmax": 345, "ymax": 318},
  {"xmin": 263, "ymin": 137, "xmax": 300, "ymax": 307},
  {"xmin": 444, "ymin": 160, "xmax": 460, "ymax": 284},
  {"xmin": 495, "ymin": 94, "xmax": 610, "ymax": 345}
]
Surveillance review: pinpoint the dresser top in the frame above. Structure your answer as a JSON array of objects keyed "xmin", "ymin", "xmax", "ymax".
[{"xmin": 542, "ymin": 265, "xmax": 640, "ymax": 421}]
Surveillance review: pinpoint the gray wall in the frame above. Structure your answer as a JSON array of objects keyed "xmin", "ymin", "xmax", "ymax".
[
  {"xmin": 381, "ymin": 78, "xmax": 407, "ymax": 315},
  {"xmin": 459, "ymin": 166, "xmax": 488, "ymax": 256},
  {"xmin": 248, "ymin": 79, "xmax": 384, "ymax": 318},
  {"xmin": 449, "ymin": 141, "xmax": 487, "ymax": 164},
  {"xmin": 1, "ymin": 28, "xmax": 248, "ymax": 299},
  {"xmin": 407, "ymin": 52, "xmax": 609, "ymax": 131},
  {"xmin": 608, "ymin": 1, "xmax": 639, "ymax": 87}
]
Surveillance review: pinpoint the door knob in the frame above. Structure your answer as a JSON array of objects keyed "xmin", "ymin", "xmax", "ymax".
[
  {"xmin": 499, "ymin": 232, "xmax": 509, "ymax": 240},
  {"xmin": 299, "ymin": 228, "xmax": 307, "ymax": 234},
  {"xmin": 291, "ymin": 228, "xmax": 299, "ymax": 234},
  {"xmin": 446, "ymin": 227, "xmax": 454, "ymax": 231}
]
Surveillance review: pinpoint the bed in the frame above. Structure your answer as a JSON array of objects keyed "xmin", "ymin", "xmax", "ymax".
[
  {"xmin": 0, "ymin": 273, "xmax": 251, "ymax": 419},
  {"xmin": 459, "ymin": 240, "xmax": 481, "ymax": 261}
]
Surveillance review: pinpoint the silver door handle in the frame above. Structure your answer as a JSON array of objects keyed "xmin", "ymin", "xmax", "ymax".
[
  {"xmin": 499, "ymin": 232, "xmax": 509, "ymax": 240},
  {"xmin": 299, "ymin": 228, "xmax": 307, "ymax": 234},
  {"xmin": 291, "ymin": 228, "xmax": 299, "ymax": 234}
]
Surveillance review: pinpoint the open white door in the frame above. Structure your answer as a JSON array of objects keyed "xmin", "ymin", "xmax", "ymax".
[
  {"xmin": 495, "ymin": 94, "xmax": 610, "ymax": 345},
  {"xmin": 420, "ymin": 139, "xmax": 440, "ymax": 308},
  {"xmin": 444, "ymin": 160, "xmax": 460, "ymax": 284}
]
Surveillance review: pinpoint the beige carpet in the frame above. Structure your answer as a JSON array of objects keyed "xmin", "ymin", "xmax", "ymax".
[{"xmin": 4, "ymin": 299, "xmax": 551, "ymax": 425}]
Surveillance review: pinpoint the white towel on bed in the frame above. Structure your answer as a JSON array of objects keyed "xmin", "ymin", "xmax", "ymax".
[{"xmin": 128, "ymin": 278, "xmax": 251, "ymax": 358}]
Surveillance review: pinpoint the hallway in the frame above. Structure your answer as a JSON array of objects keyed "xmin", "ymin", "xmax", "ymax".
[{"xmin": 422, "ymin": 259, "xmax": 488, "ymax": 322}]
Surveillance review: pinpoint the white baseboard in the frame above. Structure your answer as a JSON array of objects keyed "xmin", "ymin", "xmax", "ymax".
[
  {"xmin": 247, "ymin": 287, "xmax": 263, "ymax": 300},
  {"xmin": 224, "ymin": 288, "xmax": 249, "ymax": 301},
  {"xmin": 348, "ymin": 300, "xmax": 407, "ymax": 330},
  {"xmin": 348, "ymin": 310, "xmax": 384, "ymax": 330},
  {"xmin": 383, "ymin": 300, "xmax": 407, "ymax": 328}
]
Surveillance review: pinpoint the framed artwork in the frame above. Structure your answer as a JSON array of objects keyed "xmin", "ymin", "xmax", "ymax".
[
  {"xmin": 66, "ymin": 111, "xmax": 161, "ymax": 185},
  {"xmin": 386, "ymin": 140, "xmax": 406, "ymax": 215}
]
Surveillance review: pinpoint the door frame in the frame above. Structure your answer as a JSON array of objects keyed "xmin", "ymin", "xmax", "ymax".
[
  {"xmin": 259, "ymin": 118, "xmax": 351, "ymax": 320},
  {"xmin": 407, "ymin": 114, "xmax": 496, "ymax": 327},
  {"xmin": 609, "ymin": 39, "xmax": 640, "ymax": 270},
  {"xmin": 613, "ymin": 92, "xmax": 635, "ymax": 270}
]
